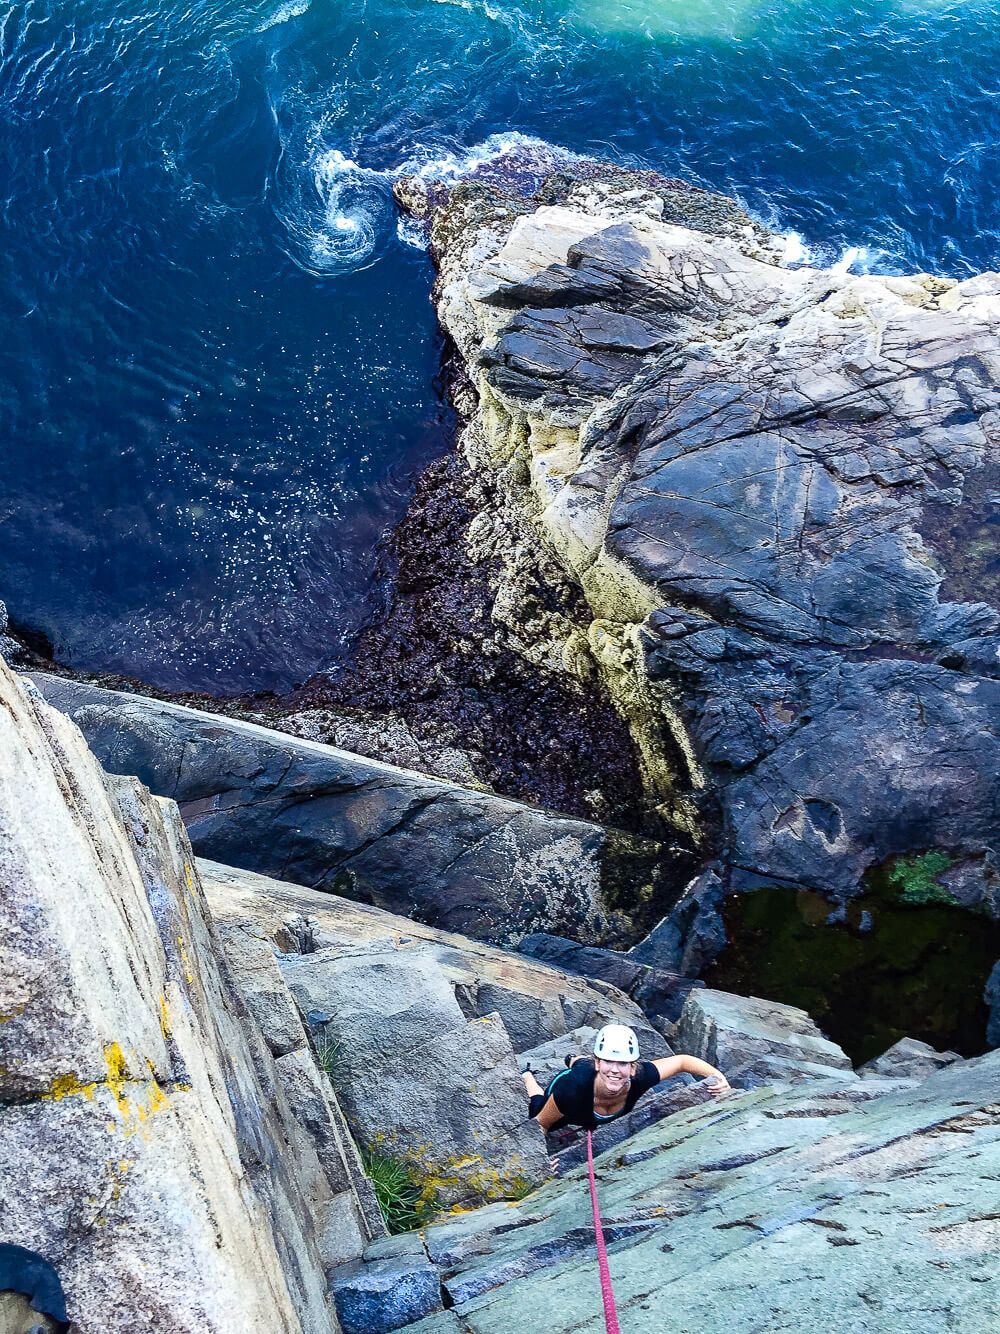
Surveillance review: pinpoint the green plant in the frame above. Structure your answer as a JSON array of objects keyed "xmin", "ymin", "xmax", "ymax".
[
  {"xmin": 361, "ymin": 1149, "xmax": 438, "ymax": 1234},
  {"xmin": 887, "ymin": 851, "xmax": 958, "ymax": 906},
  {"xmin": 314, "ymin": 1032, "xmax": 343, "ymax": 1079}
]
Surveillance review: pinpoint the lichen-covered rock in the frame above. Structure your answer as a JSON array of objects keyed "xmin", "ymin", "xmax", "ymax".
[
  {"xmin": 32, "ymin": 673, "xmax": 667, "ymax": 947},
  {"xmin": 203, "ymin": 861, "xmax": 673, "ymax": 1207},
  {"xmin": 401, "ymin": 162, "xmax": 1000, "ymax": 926},
  {"xmin": 0, "ymin": 661, "xmax": 357, "ymax": 1332}
]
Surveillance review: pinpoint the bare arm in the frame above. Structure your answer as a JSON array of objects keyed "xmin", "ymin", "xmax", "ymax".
[
  {"xmin": 652, "ymin": 1054, "xmax": 730, "ymax": 1092},
  {"xmin": 532, "ymin": 1095, "xmax": 565, "ymax": 1131}
]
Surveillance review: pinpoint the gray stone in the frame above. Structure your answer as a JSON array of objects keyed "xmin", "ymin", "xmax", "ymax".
[
  {"xmin": 411, "ymin": 1052, "xmax": 1000, "ymax": 1332},
  {"xmin": 519, "ymin": 931, "xmax": 703, "ymax": 1023},
  {"xmin": 203, "ymin": 859, "xmax": 663, "ymax": 1062},
  {"xmin": 280, "ymin": 945, "xmax": 548, "ymax": 1206},
  {"xmin": 32, "ymin": 673, "xmax": 667, "ymax": 948},
  {"xmin": 985, "ymin": 959, "xmax": 1000, "ymax": 1050},
  {"xmin": 408, "ymin": 165, "xmax": 1000, "ymax": 939},
  {"xmin": 858, "ymin": 1037, "xmax": 963, "ymax": 1081},
  {"xmin": 674, "ymin": 987, "xmax": 855, "ymax": 1088},
  {"xmin": 329, "ymin": 1256, "xmax": 442, "ymax": 1334},
  {"xmin": 0, "ymin": 661, "xmax": 340, "ymax": 1332}
]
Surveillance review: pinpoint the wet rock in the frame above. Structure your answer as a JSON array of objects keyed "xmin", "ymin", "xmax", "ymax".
[
  {"xmin": 674, "ymin": 988, "xmax": 855, "ymax": 1088},
  {"xmin": 32, "ymin": 673, "xmax": 668, "ymax": 948},
  {"xmin": 857, "ymin": 1037, "xmax": 962, "ymax": 1081}
]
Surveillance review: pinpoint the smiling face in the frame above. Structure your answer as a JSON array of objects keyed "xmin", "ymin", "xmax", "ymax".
[{"xmin": 594, "ymin": 1057, "xmax": 637, "ymax": 1100}]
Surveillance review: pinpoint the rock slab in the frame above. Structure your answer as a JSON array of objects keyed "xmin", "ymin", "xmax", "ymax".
[{"xmin": 33, "ymin": 673, "xmax": 667, "ymax": 947}]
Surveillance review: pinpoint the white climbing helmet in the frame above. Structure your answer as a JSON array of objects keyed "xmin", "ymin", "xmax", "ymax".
[{"xmin": 593, "ymin": 1024, "xmax": 639, "ymax": 1063}]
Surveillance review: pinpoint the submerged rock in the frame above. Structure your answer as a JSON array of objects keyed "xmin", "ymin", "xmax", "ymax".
[{"xmin": 398, "ymin": 162, "xmax": 1000, "ymax": 948}]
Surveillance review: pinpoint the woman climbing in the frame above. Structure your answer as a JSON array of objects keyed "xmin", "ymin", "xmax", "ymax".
[{"xmin": 522, "ymin": 1023, "xmax": 730, "ymax": 1132}]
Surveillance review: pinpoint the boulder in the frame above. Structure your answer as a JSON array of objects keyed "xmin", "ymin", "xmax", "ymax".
[
  {"xmin": 32, "ymin": 673, "xmax": 667, "ymax": 947},
  {"xmin": 329, "ymin": 1255, "xmax": 443, "ymax": 1334},
  {"xmin": 282, "ymin": 944, "xmax": 548, "ymax": 1208},
  {"xmin": 202, "ymin": 859, "xmax": 667, "ymax": 1055},
  {"xmin": 858, "ymin": 1037, "xmax": 963, "ymax": 1081},
  {"xmin": 0, "ymin": 661, "xmax": 351, "ymax": 1332},
  {"xmin": 518, "ymin": 931, "xmax": 703, "ymax": 1025},
  {"xmin": 674, "ymin": 988, "xmax": 856, "ymax": 1088}
]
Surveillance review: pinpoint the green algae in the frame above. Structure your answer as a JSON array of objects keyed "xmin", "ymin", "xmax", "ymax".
[{"xmin": 886, "ymin": 850, "xmax": 958, "ymax": 906}]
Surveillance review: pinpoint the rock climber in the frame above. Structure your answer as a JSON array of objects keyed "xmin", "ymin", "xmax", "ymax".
[{"xmin": 522, "ymin": 1023, "xmax": 730, "ymax": 1132}]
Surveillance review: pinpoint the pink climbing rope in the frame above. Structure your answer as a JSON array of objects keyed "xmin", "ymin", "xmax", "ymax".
[{"xmin": 586, "ymin": 1130, "xmax": 622, "ymax": 1334}]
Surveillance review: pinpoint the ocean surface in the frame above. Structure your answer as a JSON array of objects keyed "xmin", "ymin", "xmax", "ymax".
[{"xmin": 2, "ymin": 0, "xmax": 999, "ymax": 692}]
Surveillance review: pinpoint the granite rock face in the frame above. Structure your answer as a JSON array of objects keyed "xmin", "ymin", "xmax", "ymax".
[
  {"xmin": 33, "ymin": 673, "xmax": 668, "ymax": 948},
  {"xmin": 203, "ymin": 860, "xmax": 671, "ymax": 1204},
  {"xmin": 857, "ymin": 1036, "xmax": 962, "ymax": 1081},
  {"xmin": 0, "ymin": 660, "xmax": 362, "ymax": 1332},
  {"xmin": 403, "ymin": 165, "xmax": 1000, "ymax": 936},
  {"xmin": 406, "ymin": 1051, "xmax": 1000, "ymax": 1333}
]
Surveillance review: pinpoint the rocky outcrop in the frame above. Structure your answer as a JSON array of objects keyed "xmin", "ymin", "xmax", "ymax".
[
  {"xmin": 399, "ymin": 1050, "xmax": 1000, "ymax": 1332},
  {"xmin": 674, "ymin": 988, "xmax": 857, "ymax": 1088},
  {"xmin": 33, "ymin": 673, "xmax": 670, "ymax": 948},
  {"xmin": 398, "ymin": 164, "xmax": 1000, "ymax": 949},
  {"xmin": 0, "ymin": 660, "xmax": 377, "ymax": 1332},
  {"xmin": 857, "ymin": 1036, "xmax": 962, "ymax": 1081},
  {"xmin": 203, "ymin": 859, "xmax": 672, "ymax": 1204}
]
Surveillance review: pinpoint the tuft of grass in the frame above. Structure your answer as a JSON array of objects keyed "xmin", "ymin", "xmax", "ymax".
[
  {"xmin": 314, "ymin": 1032, "xmax": 343, "ymax": 1079},
  {"xmin": 887, "ymin": 851, "xmax": 958, "ymax": 906},
  {"xmin": 361, "ymin": 1149, "xmax": 439, "ymax": 1235}
]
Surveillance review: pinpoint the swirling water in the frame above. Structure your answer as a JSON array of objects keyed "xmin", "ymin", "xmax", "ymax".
[{"xmin": 1, "ymin": 0, "xmax": 998, "ymax": 691}]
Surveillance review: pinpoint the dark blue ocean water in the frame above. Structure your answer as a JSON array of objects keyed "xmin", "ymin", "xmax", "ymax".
[{"xmin": 2, "ymin": 0, "xmax": 999, "ymax": 692}]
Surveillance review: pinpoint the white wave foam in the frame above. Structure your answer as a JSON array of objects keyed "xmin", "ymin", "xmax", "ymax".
[
  {"xmin": 257, "ymin": 0, "xmax": 311, "ymax": 33},
  {"xmin": 395, "ymin": 130, "xmax": 578, "ymax": 183},
  {"xmin": 396, "ymin": 215, "xmax": 429, "ymax": 250},
  {"xmin": 277, "ymin": 148, "xmax": 394, "ymax": 276},
  {"xmin": 831, "ymin": 245, "xmax": 864, "ymax": 276},
  {"xmin": 778, "ymin": 231, "xmax": 812, "ymax": 267}
]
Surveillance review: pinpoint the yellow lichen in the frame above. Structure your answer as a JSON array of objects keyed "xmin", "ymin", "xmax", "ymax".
[
  {"xmin": 176, "ymin": 934, "xmax": 195, "ymax": 985},
  {"xmin": 104, "ymin": 1042, "xmax": 131, "ymax": 1120},
  {"xmin": 158, "ymin": 995, "xmax": 172, "ymax": 1039},
  {"xmin": 48, "ymin": 1072, "xmax": 98, "ymax": 1102}
]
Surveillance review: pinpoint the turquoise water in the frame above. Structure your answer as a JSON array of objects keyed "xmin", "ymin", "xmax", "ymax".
[{"xmin": 2, "ymin": 0, "xmax": 998, "ymax": 690}]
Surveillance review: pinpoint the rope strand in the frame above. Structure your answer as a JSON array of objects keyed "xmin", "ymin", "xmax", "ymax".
[{"xmin": 586, "ymin": 1130, "xmax": 622, "ymax": 1334}]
